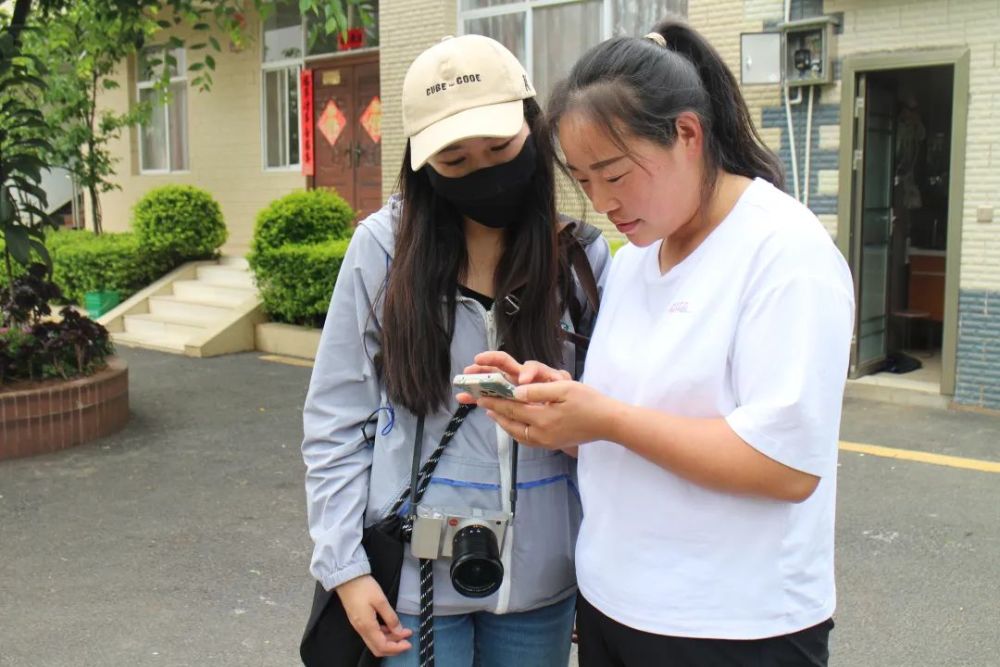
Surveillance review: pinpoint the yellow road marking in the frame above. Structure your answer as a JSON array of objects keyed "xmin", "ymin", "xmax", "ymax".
[
  {"xmin": 840, "ymin": 441, "xmax": 1000, "ymax": 473},
  {"xmin": 259, "ymin": 354, "xmax": 314, "ymax": 368}
]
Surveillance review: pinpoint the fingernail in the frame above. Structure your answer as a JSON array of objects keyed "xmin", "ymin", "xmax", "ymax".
[{"xmin": 513, "ymin": 387, "xmax": 527, "ymax": 401}]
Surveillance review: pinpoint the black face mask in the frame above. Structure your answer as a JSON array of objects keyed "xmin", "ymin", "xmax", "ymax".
[{"xmin": 425, "ymin": 134, "xmax": 537, "ymax": 229}]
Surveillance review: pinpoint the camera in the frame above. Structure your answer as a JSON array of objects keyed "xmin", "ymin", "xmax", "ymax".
[{"xmin": 410, "ymin": 505, "xmax": 511, "ymax": 598}]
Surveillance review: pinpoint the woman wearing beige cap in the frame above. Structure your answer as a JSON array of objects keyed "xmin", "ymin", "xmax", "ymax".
[{"xmin": 300, "ymin": 35, "xmax": 611, "ymax": 666}]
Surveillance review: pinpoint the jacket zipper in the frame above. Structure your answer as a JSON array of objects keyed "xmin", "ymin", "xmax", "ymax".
[{"xmin": 476, "ymin": 301, "xmax": 514, "ymax": 614}]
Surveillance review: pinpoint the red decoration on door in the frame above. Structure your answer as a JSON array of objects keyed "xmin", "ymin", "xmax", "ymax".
[
  {"xmin": 300, "ymin": 70, "xmax": 314, "ymax": 176},
  {"xmin": 360, "ymin": 96, "xmax": 382, "ymax": 144},
  {"xmin": 318, "ymin": 100, "xmax": 347, "ymax": 148}
]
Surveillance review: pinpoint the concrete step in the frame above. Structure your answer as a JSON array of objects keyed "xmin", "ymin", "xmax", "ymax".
[
  {"xmin": 123, "ymin": 313, "xmax": 207, "ymax": 340},
  {"xmin": 148, "ymin": 295, "xmax": 233, "ymax": 324},
  {"xmin": 111, "ymin": 331, "xmax": 187, "ymax": 353},
  {"xmin": 196, "ymin": 265, "xmax": 255, "ymax": 289},
  {"xmin": 218, "ymin": 256, "xmax": 250, "ymax": 270},
  {"xmin": 172, "ymin": 280, "xmax": 257, "ymax": 306}
]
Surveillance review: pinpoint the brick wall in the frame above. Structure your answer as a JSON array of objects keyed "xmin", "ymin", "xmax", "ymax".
[
  {"xmin": 379, "ymin": 0, "xmax": 456, "ymax": 202},
  {"xmin": 956, "ymin": 289, "xmax": 1000, "ymax": 409},
  {"xmin": 694, "ymin": 0, "xmax": 1000, "ymax": 405}
]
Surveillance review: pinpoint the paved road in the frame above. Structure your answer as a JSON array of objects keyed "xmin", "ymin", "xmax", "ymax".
[{"xmin": 1, "ymin": 349, "xmax": 997, "ymax": 666}]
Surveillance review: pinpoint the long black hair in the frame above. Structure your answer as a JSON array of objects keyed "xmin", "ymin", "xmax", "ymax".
[
  {"xmin": 547, "ymin": 18, "xmax": 783, "ymax": 198},
  {"xmin": 380, "ymin": 98, "xmax": 564, "ymax": 417}
]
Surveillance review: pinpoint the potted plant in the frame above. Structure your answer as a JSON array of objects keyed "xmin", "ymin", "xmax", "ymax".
[
  {"xmin": 300, "ymin": 0, "xmax": 375, "ymax": 51},
  {"xmin": 2, "ymin": 13, "xmax": 129, "ymax": 460}
]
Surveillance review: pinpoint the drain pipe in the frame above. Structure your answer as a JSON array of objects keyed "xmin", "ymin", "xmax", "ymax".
[
  {"xmin": 803, "ymin": 85, "xmax": 815, "ymax": 208},
  {"xmin": 783, "ymin": 0, "xmax": 801, "ymax": 201}
]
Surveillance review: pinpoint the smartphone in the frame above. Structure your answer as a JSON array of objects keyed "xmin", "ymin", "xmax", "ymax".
[{"xmin": 452, "ymin": 373, "xmax": 518, "ymax": 400}]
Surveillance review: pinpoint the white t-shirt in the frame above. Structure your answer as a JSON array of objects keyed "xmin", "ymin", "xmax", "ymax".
[{"xmin": 576, "ymin": 178, "xmax": 855, "ymax": 640}]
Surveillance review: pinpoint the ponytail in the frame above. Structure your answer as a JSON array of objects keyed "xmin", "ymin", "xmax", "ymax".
[{"xmin": 548, "ymin": 18, "xmax": 784, "ymax": 194}]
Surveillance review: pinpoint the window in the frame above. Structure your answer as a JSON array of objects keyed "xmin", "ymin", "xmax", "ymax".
[
  {"xmin": 460, "ymin": 0, "xmax": 687, "ymax": 102},
  {"xmin": 261, "ymin": 1, "xmax": 381, "ymax": 169},
  {"xmin": 263, "ymin": 65, "xmax": 302, "ymax": 168},
  {"xmin": 137, "ymin": 46, "xmax": 189, "ymax": 173}
]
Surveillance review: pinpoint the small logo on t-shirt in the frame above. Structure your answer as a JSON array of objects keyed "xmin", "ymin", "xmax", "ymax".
[{"xmin": 668, "ymin": 301, "xmax": 691, "ymax": 314}]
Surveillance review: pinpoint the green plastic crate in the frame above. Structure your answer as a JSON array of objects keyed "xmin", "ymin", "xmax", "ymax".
[{"xmin": 84, "ymin": 290, "xmax": 120, "ymax": 318}]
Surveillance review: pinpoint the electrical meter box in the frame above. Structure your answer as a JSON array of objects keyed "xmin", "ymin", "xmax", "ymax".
[
  {"xmin": 780, "ymin": 16, "xmax": 838, "ymax": 87},
  {"xmin": 740, "ymin": 32, "xmax": 782, "ymax": 85}
]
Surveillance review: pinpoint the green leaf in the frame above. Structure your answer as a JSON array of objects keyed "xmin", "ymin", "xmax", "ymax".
[
  {"xmin": 13, "ymin": 138, "xmax": 53, "ymax": 153},
  {"xmin": 30, "ymin": 239, "xmax": 53, "ymax": 272},
  {"xmin": 5, "ymin": 226, "xmax": 32, "ymax": 266},
  {"xmin": 189, "ymin": 62, "xmax": 205, "ymax": 71},
  {"xmin": 21, "ymin": 203, "xmax": 52, "ymax": 224},
  {"xmin": 205, "ymin": 55, "xmax": 215, "ymax": 70},
  {"xmin": 157, "ymin": 20, "xmax": 172, "ymax": 29},
  {"xmin": 189, "ymin": 42, "xmax": 207, "ymax": 50},
  {"xmin": 299, "ymin": 0, "xmax": 313, "ymax": 13},
  {"xmin": 209, "ymin": 36, "xmax": 221, "ymax": 51},
  {"xmin": 168, "ymin": 36, "xmax": 184, "ymax": 49},
  {"xmin": 0, "ymin": 186, "xmax": 15, "ymax": 226},
  {"xmin": 193, "ymin": 22, "xmax": 210, "ymax": 31},
  {"xmin": 103, "ymin": 79, "xmax": 121, "ymax": 90}
]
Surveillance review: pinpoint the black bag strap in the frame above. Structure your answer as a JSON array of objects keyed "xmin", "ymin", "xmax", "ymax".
[{"xmin": 558, "ymin": 218, "xmax": 602, "ymax": 351}]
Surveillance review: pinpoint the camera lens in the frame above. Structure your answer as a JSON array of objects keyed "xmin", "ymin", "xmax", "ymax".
[{"xmin": 450, "ymin": 524, "xmax": 503, "ymax": 598}]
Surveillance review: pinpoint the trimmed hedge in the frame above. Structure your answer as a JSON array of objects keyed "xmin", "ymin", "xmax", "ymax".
[
  {"xmin": 48, "ymin": 231, "xmax": 173, "ymax": 304},
  {"xmin": 248, "ymin": 189, "xmax": 355, "ymax": 326},
  {"xmin": 252, "ymin": 239, "xmax": 351, "ymax": 327},
  {"xmin": 250, "ymin": 189, "xmax": 354, "ymax": 258},
  {"xmin": 133, "ymin": 185, "xmax": 227, "ymax": 262},
  {"xmin": 0, "ymin": 231, "xmax": 172, "ymax": 305}
]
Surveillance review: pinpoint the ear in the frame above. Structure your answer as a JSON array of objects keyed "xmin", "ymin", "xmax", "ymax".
[{"xmin": 674, "ymin": 111, "xmax": 704, "ymax": 157}]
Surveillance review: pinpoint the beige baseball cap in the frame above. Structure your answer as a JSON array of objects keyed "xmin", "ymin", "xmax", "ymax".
[{"xmin": 403, "ymin": 35, "xmax": 536, "ymax": 170}]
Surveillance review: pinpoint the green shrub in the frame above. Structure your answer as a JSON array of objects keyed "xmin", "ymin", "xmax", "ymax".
[
  {"xmin": 132, "ymin": 185, "xmax": 227, "ymax": 262},
  {"xmin": 252, "ymin": 239, "xmax": 351, "ymax": 327},
  {"xmin": 249, "ymin": 189, "xmax": 354, "ymax": 258},
  {"xmin": 48, "ymin": 231, "xmax": 173, "ymax": 304},
  {"xmin": 1, "ymin": 231, "xmax": 173, "ymax": 305},
  {"xmin": 609, "ymin": 238, "xmax": 627, "ymax": 255}
]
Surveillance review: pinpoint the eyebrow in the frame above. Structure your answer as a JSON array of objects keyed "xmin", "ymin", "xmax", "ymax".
[{"xmin": 565, "ymin": 155, "xmax": 626, "ymax": 172}]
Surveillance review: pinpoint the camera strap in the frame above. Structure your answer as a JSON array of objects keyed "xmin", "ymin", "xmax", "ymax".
[{"xmin": 390, "ymin": 404, "xmax": 474, "ymax": 667}]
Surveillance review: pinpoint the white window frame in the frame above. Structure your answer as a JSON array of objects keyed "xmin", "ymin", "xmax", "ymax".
[
  {"xmin": 137, "ymin": 46, "xmax": 190, "ymax": 175},
  {"xmin": 457, "ymin": 0, "xmax": 614, "ymax": 80},
  {"xmin": 261, "ymin": 59, "xmax": 304, "ymax": 172}
]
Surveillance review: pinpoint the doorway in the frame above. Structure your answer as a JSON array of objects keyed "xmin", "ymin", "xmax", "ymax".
[
  {"xmin": 838, "ymin": 50, "xmax": 969, "ymax": 397},
  {"xmin": 309, "ymin": 52, "xmax": 382, "ymax": 220}
]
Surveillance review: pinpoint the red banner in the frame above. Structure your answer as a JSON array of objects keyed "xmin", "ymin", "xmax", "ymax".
[{"xmin": 300, "ymin": 69, "xmax": 314, "ymax": 176}]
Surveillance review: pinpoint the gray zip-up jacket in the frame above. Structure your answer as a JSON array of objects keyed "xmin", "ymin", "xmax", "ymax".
[{"xmin": 302, "ymin": 198, "xmax": 611, "ymax": 616}]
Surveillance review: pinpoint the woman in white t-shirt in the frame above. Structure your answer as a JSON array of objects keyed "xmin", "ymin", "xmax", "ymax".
[{"xmin": 459, "ymin": 19, "xmax": 855, "ymax": 667}]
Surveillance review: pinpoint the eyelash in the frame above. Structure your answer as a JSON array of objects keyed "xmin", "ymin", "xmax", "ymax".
[
  {"xmin": 577, "ymin": 173, "xmax": 627, "ymax": 186},
  {"xmin": 442, "ymin": 140, "xmax": 515, "ymax": 167}
]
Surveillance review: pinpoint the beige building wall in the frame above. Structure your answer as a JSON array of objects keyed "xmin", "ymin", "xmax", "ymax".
[
  {"xmin": 379, "ymin": 0, "xmax": 456, "ymax": 201},
  {"xmin": 824, "ymin": 0, "xmax": 999, "ymax": 293},
  {"xmin": 91, "ymin": 11, "xmax": 307, "ymax": 256},
  {"xmin": 695, "ymin": 0, "xmax": 1000, "ymax": 292}
]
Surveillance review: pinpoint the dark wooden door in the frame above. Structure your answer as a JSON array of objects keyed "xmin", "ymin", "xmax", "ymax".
[{"xmin": 311, "ymin": 54, "xmax": 382, "ymax": 220}]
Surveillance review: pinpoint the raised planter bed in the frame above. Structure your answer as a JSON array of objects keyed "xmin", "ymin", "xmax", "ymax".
[
  {"xmin": 0, "ymin": 357, "xmax": 130, "ymax": 461},
  {"xmin": 255, "ymin": 322, "xmax": 321, "ymax": 360}
]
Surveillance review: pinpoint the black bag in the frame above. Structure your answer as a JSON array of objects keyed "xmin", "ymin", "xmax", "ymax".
[
  {"xmin": 300, "ymin": 408, "xmax": 470, "ymax": 667},
  {"xmin": 299, "ymin": 515, "xmax": 405, "ymax": 667}
]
